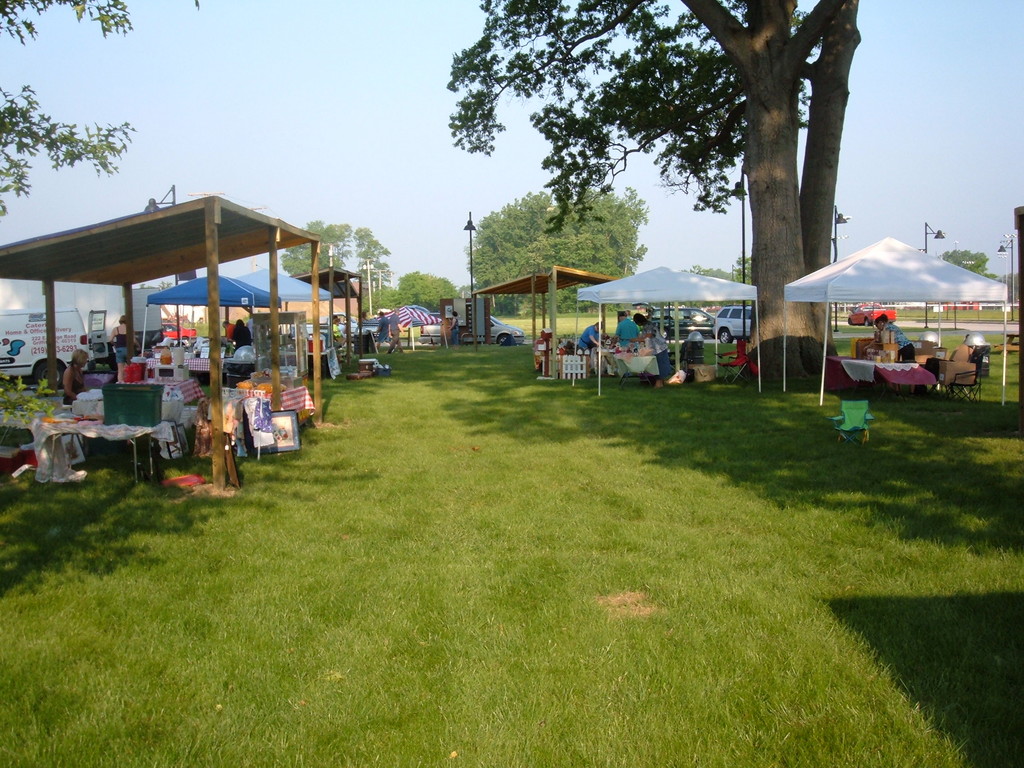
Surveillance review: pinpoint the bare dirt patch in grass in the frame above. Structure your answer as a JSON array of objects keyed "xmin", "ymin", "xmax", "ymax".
[{"xmin": 596, "ymin": 591, "xmax": 661, "ymax": 619}]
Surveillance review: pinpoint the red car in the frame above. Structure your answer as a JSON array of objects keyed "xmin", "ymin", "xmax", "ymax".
[
  {"xmin": 162, "ymin": 323, "xmax": 198, "ymax": 340},
  {"xmin": 847, "ymin": 303, "xmax": 897, "ymax": 326}
]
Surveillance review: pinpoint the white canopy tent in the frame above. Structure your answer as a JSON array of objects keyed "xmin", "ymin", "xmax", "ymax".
[
  {"xmin": 577, "ymin": 267, "xmax": 760, "ymax": 394},
  {"xmin": 783, "ymin": 237, "xmax": 1009, "ymax": 404}
]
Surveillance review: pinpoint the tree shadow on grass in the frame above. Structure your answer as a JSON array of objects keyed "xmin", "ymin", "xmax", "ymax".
[
  {"xmin": 829, "ymin": 592, "xmax": 1024, "ymax": 768},
  {"xmin": 0, "ymin": 460, "xmax": 217, "ymax": 596},
  {"xmin": 430, "ymin": 347, "xmax": 1024, "ymax": 552}
]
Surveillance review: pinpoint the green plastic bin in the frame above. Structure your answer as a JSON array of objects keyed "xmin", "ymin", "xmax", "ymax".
[{"xmin": 102, "ymin": 384, "xmax": 164, "ymax": 426}]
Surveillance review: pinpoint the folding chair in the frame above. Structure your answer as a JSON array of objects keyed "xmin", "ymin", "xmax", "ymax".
[
  {"xmin": 827, "ymin": 400, "xmax": 875, "ymax": 444},
  {"xmin": 944, "ymin": 361, "xmax": 982, "ymax": 402},
  {"xmin": 717, "ymin": 339, "xmax": 757, "ymax": 383}
]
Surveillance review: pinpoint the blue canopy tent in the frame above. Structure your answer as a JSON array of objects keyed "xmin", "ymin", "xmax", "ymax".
[
  {"xmin": 146, "ymin": 275, "xmax": 279, "ymax": 308},
  {"xmin": 143, "ymin": 276, "xmax": 280, "ymax": 353}
]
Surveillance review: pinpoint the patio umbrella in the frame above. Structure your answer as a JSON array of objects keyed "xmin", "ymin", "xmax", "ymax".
[{"xmin": 391, "ymin": 306, "xmax": 442, "ymax": 327}]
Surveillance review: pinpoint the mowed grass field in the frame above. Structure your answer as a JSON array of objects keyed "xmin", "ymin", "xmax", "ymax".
[{"xmin": 1, "ymin": 342, "xmax": 1021, "ymax": 768}]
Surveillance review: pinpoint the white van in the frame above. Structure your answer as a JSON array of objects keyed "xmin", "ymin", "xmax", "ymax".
[{"xmin": 0, "ymin": 308, "xmax": 91, "ymax": 382}]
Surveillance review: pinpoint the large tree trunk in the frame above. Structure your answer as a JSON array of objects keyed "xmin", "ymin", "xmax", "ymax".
[
  {"xmin": 686, "ymin": 0, "xmax": 852, "ymax": 379},
  {"xmin": 799, "ymin": 0, "xmax": 861, "ymax": 370},
  {"xmin": 745, "ymin": 73, "xmax": 811, "ymax": 379}
]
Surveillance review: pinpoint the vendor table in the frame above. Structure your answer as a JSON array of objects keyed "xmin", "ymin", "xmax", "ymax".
[
  {"xmin": 146, "ymin": 357, "xmax": 211, "ymax": 374},
  {"xmin": 825, "ymin": 356, "xmax": 937, "ymax": 392},
  {"xmin": 139, "ymin": 377, "xmax": 204, "ymax": 404},
  {"xmin": 615, "ymin": 353, "xmax": 659, "ymax": 387},
  {"xmin": 229, "ymin": 386, "xmax": 316, "ymax": 414},
  {"xmin": 30, "ymin": 417, "xmax": 175, "ymax": 483}
]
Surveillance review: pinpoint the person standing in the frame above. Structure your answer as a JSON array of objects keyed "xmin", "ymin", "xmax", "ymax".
[
  {"xmin": 451, "ymin": 310, "xmax": 461, "ymax": 346},
  {"xmin": 386, "ymin": 312, "xmax": 403, "ymax": 354},
  {"xmin": 639, "ymin": 315, "xmax": 672, "ymax": 388},
  {"xmin": 376, "ymin": 309, "xmax": 390, "ymax": 346},
  {"xmin": 232, "ymin": 318, "xmax": 252, "ymax": 348},
  {"xmin": 873, "ymin": 314, "xmax": 914, "ymax": 362},
  {"xmin": 613, "ymin": 310, "xmax": 640, "ymax": 348},
  {"xmin": 110, "ymin": 315, "xmax": 129, "ymax": 382}
]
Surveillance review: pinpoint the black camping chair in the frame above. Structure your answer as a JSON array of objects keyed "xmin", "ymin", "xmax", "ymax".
[{"xmin": 944, "ymin": 349, "xmax": 984, "ymax": 403}]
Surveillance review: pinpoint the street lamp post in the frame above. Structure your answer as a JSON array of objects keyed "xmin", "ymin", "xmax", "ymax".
[
  {"xmin": 464, "ymin": 213, "xmax": 478, "ymax": 349},
  {"xmin": 922, "ymin": 222, "xmax": 947, "ymax": 327},
  {"xmin": 998, "ymin": 233, "xmax": 1017, "ymax": 321},
  {"xmin": 832, "ymin": 207, "xmax": 850, "ymax": 331}
]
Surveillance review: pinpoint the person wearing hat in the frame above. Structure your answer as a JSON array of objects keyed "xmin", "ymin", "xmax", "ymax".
[{"xmin": 612, "ymin": 310, "xmax": 640, "ymax": 349}]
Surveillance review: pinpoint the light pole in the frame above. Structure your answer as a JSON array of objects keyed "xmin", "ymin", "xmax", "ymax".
[
  {"xmin": 922, "ymin": 222, "xmax": 946, "ymax": 327},
  {"xmin": 832, "ymin": 207, "xmax": 850, "ymax": 331},
  {"xmin": 998, "ymin": 233, "xmax": 1017, "ymax": 321},
  {"xmin": 464, "ymin": 213, "xmax": 477, "ymax": 349}
]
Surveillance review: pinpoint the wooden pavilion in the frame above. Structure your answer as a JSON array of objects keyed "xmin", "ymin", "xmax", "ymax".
[{"xmin": 0, "ymin": 196, "xmax": 323, "ymax": 489}]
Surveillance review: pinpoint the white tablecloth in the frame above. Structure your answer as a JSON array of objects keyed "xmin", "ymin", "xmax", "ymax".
[{"xmin": 30, "ymin": 418, "xmax": 175, "ymax": 483}]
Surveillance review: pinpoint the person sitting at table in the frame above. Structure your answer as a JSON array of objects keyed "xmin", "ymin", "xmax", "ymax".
[
  {"xmin": 639, "ymin": 316, "xmax": 673, "ymax": 389},
  {"xmin": 873, "ymin": 314, "xmax": 915, "ymax": 362},
  {"xmin": 612, "ymin": 310, "xmax": 640, "ymax": 349},
  {"xmin": 62, "ymin": 349, "xmax": 89, "ymax": 404}
]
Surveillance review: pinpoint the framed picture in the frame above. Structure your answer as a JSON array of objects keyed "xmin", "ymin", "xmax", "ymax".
[{"xmin": 263, "ymin": 410, "xmax": 301, "ymax": 454}]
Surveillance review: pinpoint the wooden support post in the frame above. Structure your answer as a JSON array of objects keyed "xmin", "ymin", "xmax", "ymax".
[{"xmin": 205, "ymin": 197, "xmax": 226, "ymax": 490}]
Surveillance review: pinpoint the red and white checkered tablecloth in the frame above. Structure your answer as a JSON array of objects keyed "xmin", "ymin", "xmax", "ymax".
[
  {"xmin": 147, "ymin": 377, "xmax": 204, "ymax": 403},
  {"xmin": 146, "ymin": 357, "xmax": 211, "ymax": 373},
  {"xmin": 235, "ymin": 386, "xmax": 315, "ymax": 414}
]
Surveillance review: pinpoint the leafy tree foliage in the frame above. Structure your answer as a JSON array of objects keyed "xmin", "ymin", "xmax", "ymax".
[
  {"xmin": 450, "ymin": 0, "xmax": 861, "ymax": 377},
  {"xmin": 470, "ymin": 190, "xmax": 648, "ymax": 314},
  {"xmin": 281, "ymin": 221, "xmax": 391, "ymax": 279},
  {"xmin": 1, "ymin": 1, "xmax": 198, "ymax": 217},
  {"xmin": 939, "ymin": 249, "xmax": 996, "ymax": 279},
  {"xmin": 388, "ymin": 272, "xmax": 457, "ymax": 312}
]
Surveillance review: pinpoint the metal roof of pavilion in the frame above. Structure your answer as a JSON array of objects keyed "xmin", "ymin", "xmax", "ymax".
[
  {"xmin": 0, "ymin": 196, "xmax": 319, "ymax": 286},
  {"xmin": 473, "ymin": 266, "xmax": 619, "ymax": 296}
]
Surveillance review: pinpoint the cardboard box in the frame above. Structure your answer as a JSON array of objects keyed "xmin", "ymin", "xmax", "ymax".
[
  {"xmin": 689, "ymin": 364, "xmax": 716, "ymax": 382},
  {"xmin": 937, "ymin": 361, "xmax": 975, "ymax": 386},
  {"xmin": 933, "ymin": 347, "xmax": 948, "ymax": 360},
  {"xmin": 913, "ymin": 340, "xmax": 936, "ymax": 356},
  {"xmin": 950, "ymin": 343, "xmax": 972, "ymax": 362},
  {"xmin": 853, "ymin": 338, "xmax": 874, "ymax": 359}
]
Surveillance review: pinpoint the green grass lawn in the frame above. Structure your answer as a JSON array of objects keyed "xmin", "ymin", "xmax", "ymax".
[{"xmin": 1, "ymin": 345, "xmax": 1022, "ymax": 767}]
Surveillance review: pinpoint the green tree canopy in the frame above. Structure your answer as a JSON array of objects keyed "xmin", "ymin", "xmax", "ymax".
[
  {"xmin": 939, "ymin": 249, "xmax": 996, "ymax": 279},
  {"xmin": 450, "ymin": 0, "xmax": 861, "ymax": 377},
  {"xmin": 1, "ymin": 1, "xmax": 198, "ymax": 217},
  {"xmin": 470, "ymin": 189, "xmax": 648, "ymax": 313},
  {"xmin": 281, "ymin": 221, "xmax": 391, "ymax": 279},
  {"xmin": 388, "ymin": 272, "xmax": 457, "ymax": 312}
]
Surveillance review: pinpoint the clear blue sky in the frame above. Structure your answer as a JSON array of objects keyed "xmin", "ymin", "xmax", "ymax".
[{"xmin": 3, "ymin": 1, "xmax": 1022, "ymax": 287}]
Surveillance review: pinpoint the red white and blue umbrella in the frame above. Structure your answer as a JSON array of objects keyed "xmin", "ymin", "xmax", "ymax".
[{"xmin": 391, "ymin": 305, "xmax": 442, "ymax": 327}]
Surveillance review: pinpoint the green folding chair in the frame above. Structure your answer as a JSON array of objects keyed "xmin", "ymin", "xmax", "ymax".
[{"xmin": 827, "ymin": 400, "xmax": 875, "ymax": 444}]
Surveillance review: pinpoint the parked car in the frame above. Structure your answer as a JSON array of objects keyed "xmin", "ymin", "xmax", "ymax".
[
  {"xmin": 419, "ymin": 316, "xmax": 526, "ymax": 346},
  {"xmin": 847, "ymin": 303, "xmax": 897, "ymax": 326},
  {"xmin": 647, "ymin": 306, "xmax": 715, "ymax": 340},
  {"xmin": 161, "ymin": 322, "xmax": 198, "ymax": 340},
  {"xmin": 713, "ymin": 305, "xmax": 755, "ymax": 343}
]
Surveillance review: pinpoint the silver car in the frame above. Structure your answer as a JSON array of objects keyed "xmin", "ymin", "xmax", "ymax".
[{"xmin": 419, "ymin": 316, "xmax": 526, "ymax": 346}]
